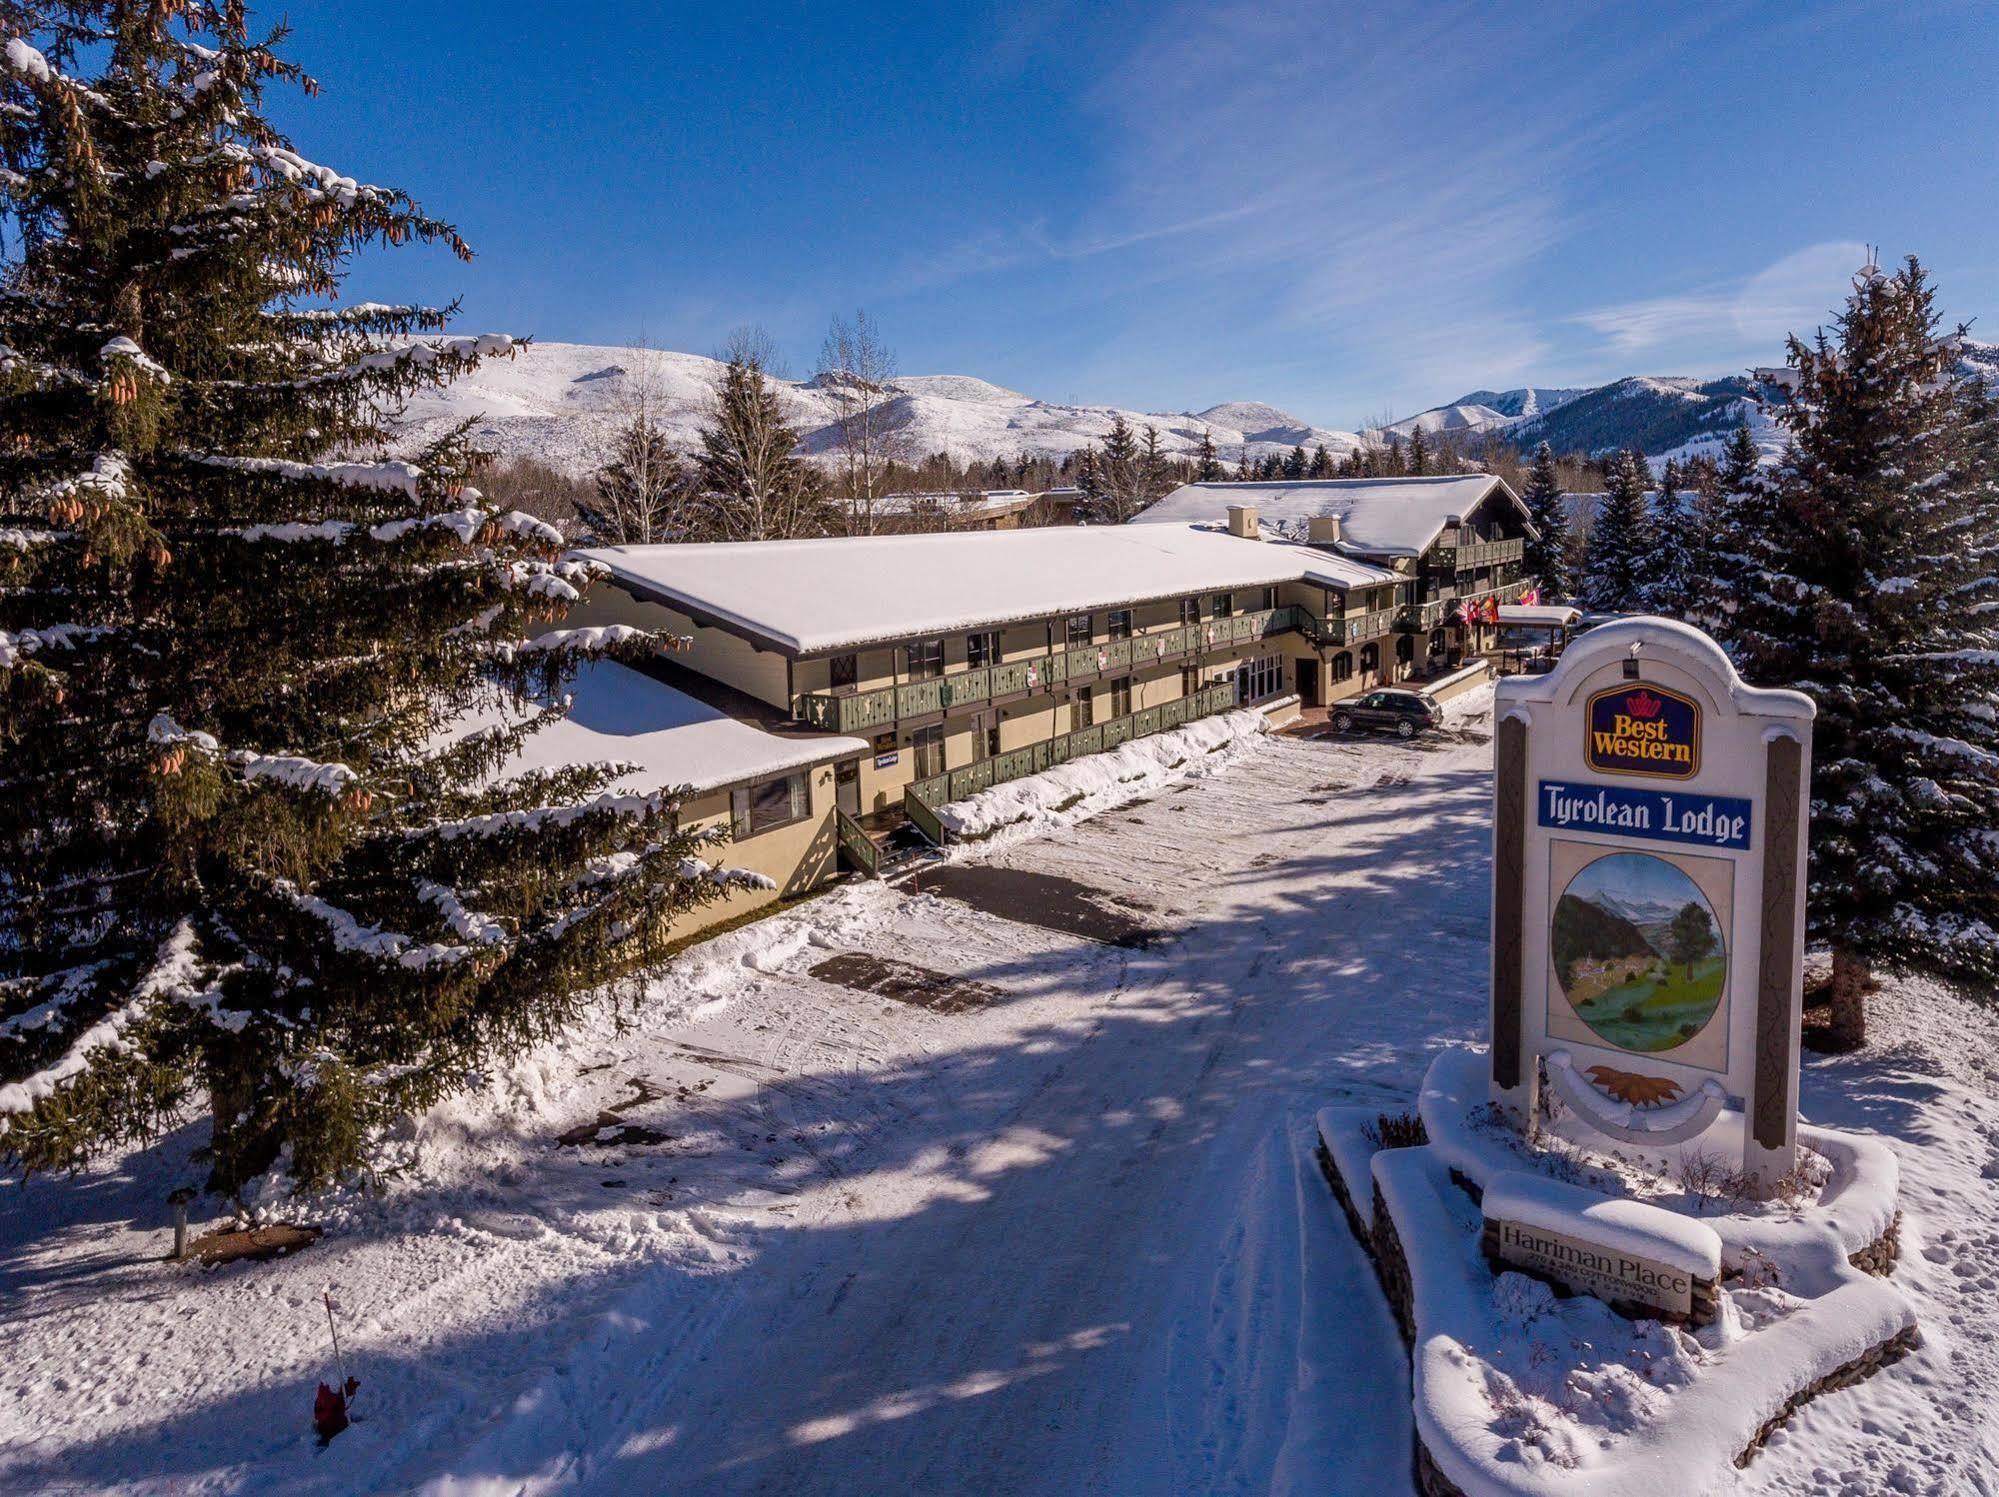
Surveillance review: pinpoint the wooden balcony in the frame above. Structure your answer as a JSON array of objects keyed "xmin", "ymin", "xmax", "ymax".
[
  {"xmin": 1431, "ymin": 537, "xmax": 1525, "ymax": 571},
  {"xmin": 902, "ymin": 682, "xmax": 1240, "ymax": 832},
  {"xmin": 795, "ymin": 610, "xmax": 1297, "ymax": 733}
]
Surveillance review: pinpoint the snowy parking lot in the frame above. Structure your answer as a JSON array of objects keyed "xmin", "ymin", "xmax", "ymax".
[{"xmin": 5, "ymin": 690, "xmax": 1998, "ymax": 1496}]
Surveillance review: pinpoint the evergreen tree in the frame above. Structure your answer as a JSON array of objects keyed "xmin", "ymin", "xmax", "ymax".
[
  {"xmin": 1725, "ymin": 257, "xmax": 1999, "ymax": 1042},
  {"xmin": 1308, "ymin": 444, "xmax": 1333, "ymax": 479},
  {"xmin": 1281, "ymin": 444, "xmax": 1307, "ymax": 480},
  {"xmin": 1194, "ymin": 431, "xmax": 1223, "ymax": 482},
  {"xmin": 1644, "ymin": 457, "xmax": 1692, "ymax": 613},
  {"xmin": 1233, "ymin": 446, "xmax": 1253, "ymax": 481},
  {"xmin": 1257, "ymin": 453, "xmax": 1281, "ymax": 480},
  {"xmin": 694, "ymin": 355, "xmax": 829, "ymax": 539},
  {"xmin": 1406, "ymin": 425, "xmax": 1430, "ymax": 476},
  {"xmin": 1137, "ymin": 424, "xmax": 1173, "ymax": 511},
  {"xmin": 1688, "ymin": 417, "xmax": 1768, "ymax": 638},
  {"xmin": 1073, "ymin": 446, "xmax": 1104, "ymax": 519},
  {"xmin": 0, "ymin": 2, "xmax": 734, "ymax": 1193},
  {"xmin": 1518, "ymin": 441, "xmax": 1573, "ymax": 601},
  {"xmin": 1073, "ymin": 414, "xmax": 1146, "ymax": 524},
  {"xmin": 1580, "ymin": 450, "xmax": 1654, "ymax": 611},
  {"xmin": 1383, "ymin": 434, "xmax": 1406, "ymax": 476}
]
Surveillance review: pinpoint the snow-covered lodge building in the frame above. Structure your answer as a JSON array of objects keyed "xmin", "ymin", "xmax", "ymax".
[{"xmin": 557, "ymin": 474, "xmax": 1535, "ymax": 931}]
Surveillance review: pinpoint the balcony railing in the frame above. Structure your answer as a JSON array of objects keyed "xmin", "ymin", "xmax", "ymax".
[
  {"xmin": 903, "ymin": 682, "xmax": 1240, "ymax": 829},
  {"xmin": 796, "ymin": 609, "xmax": 1296, "ymax": 733},
  {"xmin": 1431, "ymin": 537, "xmax": 1525, "ymax": 571}
]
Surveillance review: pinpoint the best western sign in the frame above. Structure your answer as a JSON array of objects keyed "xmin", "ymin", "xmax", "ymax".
[
  {"xmin": 1488, "ymin": 618, "xmax": 1817, "ymax": 1192},
  {"xmin": 1586, "ymin": 684, "xmax": 1700, "ymax": 778}
]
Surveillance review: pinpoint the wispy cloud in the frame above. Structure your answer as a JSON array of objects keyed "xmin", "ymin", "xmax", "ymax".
[
  {"xmin": 1575, "ymin": 241, "xmax": 1871, "ymax": 360},
  {"xmin": 909, "ymin": 0, "xmax": 1691, "ymax": 420}
]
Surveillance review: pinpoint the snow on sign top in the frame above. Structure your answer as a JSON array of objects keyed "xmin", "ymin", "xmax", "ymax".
[
  {"xmin": 584, "ymin": 524, "xmax": 1396, "ymax": 656},
  {"xmin": 465, "ymin": 660, "xmax": 867, "ymax": 796},
  {"xmin": 1133, "ymin": 475, "xmax": 1528, "ymax": 557}
]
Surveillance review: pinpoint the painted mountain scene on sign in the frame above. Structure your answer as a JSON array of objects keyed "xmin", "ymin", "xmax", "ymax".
[{"xmin": 1553, "ymin": 852, "xmax": 1725, "ymax": 1054}]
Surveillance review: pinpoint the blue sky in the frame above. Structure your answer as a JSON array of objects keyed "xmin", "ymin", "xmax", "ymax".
[{"xmin": 278, "ymin": 0, "xmax": 1998, "ymax": 427}]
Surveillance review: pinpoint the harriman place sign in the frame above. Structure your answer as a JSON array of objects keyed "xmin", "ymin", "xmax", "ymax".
[{"xmin": 1538, "ymin": 779, "xmax": 1751, "ymax": 850}]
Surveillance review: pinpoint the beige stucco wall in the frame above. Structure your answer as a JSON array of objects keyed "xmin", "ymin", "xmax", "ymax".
[
  {"xmin": 571, "ymin": 586, "xmax": 792, "ymax": 710},
  {"xmin": 667, "ymin": 759, "xmax": 844, "ymax": 940}
]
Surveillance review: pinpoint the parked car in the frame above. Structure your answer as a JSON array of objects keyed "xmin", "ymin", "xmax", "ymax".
[{"xmin": 1330, "ymin": 689, "xmax": 1441, "ymax": 739}]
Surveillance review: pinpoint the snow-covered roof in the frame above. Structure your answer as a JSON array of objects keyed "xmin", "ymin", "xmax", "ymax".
[
  {"xmin": 1498, "ymin": 604, "xmax": 1581, "ymax": 627},
  {"xmin": 485, "ymin": 660, "xmax": 867, "ymax": 795},
  {"xmin": 584, "ymin": 524, "xmax": 1396, "ymax": 656},
  {"xmin": 1133, "ymin": 475, "xmax": 1530, "ymax": 557}
]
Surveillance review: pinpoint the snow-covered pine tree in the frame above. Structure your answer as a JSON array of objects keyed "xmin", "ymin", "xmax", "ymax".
[
  {"xmin": 1406, "ymin": 425, "xmax": 1429, "ymax": 476},
  {"xmin": 1193, "ymin": 431, "xmax": 1222, "ymax": 483},
  {"xmin": 1281, "ymin": 444, "xmax": 1306, "ymax": 480},
  {"xmin": 1579, "ymin": 449, "xmax": 1654, "ymax": 612},
  {"xmin": 1518, "ymin": 441, "xmax": 1573, "ymax": 601},
  {"xmin": 0, "ymin": 2, "xmax": 738, "ymax": 1194},
  {"xmin": 1685, "ymin": 418, "xmax": 1765, "ymax": 638},
  {"xmin": 1726, "ymin": 256, "xmax": 1999, "ymax": 1044},
  {"xmin": 1077, "ymin": 414, "xmax": 1143, "ymax": 524},
  {"xmin": 693, "ymin": 351, "xmax": 828, "ymax": 540},
  {"xmin": 1643, "ymin": 458, "xmax": 1692, "ymax": 614}
]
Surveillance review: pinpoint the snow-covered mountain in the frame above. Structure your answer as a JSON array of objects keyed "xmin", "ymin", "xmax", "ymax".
[{"xmin": 394, "ymin": 340, "xmax": 1362, "ymax": 478}]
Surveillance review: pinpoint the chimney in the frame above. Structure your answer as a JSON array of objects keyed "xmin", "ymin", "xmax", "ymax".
[
  {"xmin": 1307, "ymin": 514, "xmax": 1343, "ymax": 547},
  {"xmin": 1226, "ymin": 504, "xmax": 1259, "ymax": 540}
]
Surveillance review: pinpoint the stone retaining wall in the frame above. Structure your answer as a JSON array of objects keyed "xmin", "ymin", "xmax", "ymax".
[{"xmin": 1313, "ymin": 1122, "xmax": 1919, "ymax": 1490}]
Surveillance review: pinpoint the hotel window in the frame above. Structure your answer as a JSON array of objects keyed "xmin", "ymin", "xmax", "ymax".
[
  {"xmin": 1331, "ymin": 652, "xmax": 1354, "ymax": 682},
  {"xmin": 1107, "ymin": 608, "xmax": 1133, "ymax": 640},
  {"xmin": 911, "ymin": 724, "xmax": 945, "ymax": 778},
  {"xmin": 731, "ymin": 771, "xmax": 809, "ymax": 839},
  {"xmin": 1179, "ymin": 598, "xmax": 1200, "ymax": 627},
  {"xmin": 1074, "ymin": 686, "xmax": 1094, "ymax": 729},
  {"xmin": 1067, "ymin": 614, "xmax": 1094, "ymax": 645},
  {"xmin": 1213, "ymin": 592, "xmax": 1235, "ymax": 619},
  {"xmin": 966, "ymin": 631, "xmax": 999, "ymax": 669},
  {"xmin": 906, "ymin": 638, "xmax": 944, "ymax": 680},
  {"xmin": 1110, "ymin": 677, "xmax": 1132, "ymax": 718},
  {"xmin": 1234, "ymin": 654, "xmax": 1283, "ymax": 705},
  {"xmin": 1259, "ymin": 585, "xmax": 1278, "ymax": 611}
]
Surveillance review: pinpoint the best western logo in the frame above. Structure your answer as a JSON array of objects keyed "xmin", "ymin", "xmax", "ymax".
[{"xmin": 1586, "ymin": 684, "xmax": 1700, "ymax": 779}]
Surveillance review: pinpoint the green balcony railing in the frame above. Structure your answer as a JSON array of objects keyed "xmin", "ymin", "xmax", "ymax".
[
  {"xmin": 796, "ymin": 615, "xmax": 1287, "ymax": 734},
  {"xmin": 901, "ymin": 681, "xmax": 1240, "ymax": 839}
]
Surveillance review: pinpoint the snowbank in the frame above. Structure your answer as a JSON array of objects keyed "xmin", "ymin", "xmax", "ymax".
[{"xmin": 937, "ymin": 707, "xmax": 1268, "ymax": 841}]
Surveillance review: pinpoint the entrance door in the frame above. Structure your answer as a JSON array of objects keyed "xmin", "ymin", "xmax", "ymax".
[
  {"xmin": 1295, "ymin": 658, "xmax": 1320, "ymax": 706},
  {"xmin": 835, "ymin": 760, "xmax": 860, "ymax": 817}
]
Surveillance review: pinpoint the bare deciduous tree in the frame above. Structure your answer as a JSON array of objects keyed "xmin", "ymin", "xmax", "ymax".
[
  {"xmin": 578, "ymin": 338, "xmax": 687, "ymax": 543},
  {"xmin": 817, "ymin": 309, "xmax": 909, "ymax": 535}
]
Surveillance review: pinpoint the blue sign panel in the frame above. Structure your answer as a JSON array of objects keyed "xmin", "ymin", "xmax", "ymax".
[{"xmin": 1537, "ymin": 779, "xmax": 1752, "ymax": 851}]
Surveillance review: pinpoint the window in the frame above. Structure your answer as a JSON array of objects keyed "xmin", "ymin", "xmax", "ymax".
[
  {"xmin": 1074, "ymin": 686, "xmax": 1093, "ymax": 729},
  {"xmin": 830, "ymin": 654, "xmax": 858, "ymax": 690},
  {"xmin": 1110, "ymin": 677, "xmax": 1132, "ymax": 717},
  {"xmin": 1234, "ymin": 654, "xmax": 1283, "ymax": 705},
  {"xmin": 1179, "ymin": 598, "xmax": 1200, "ymax": 627},
  {"xmin": 1260, "ymin": 585, "xmax": 1278, "ymax": 611},
  {"xmin": 1213, "ymin": 592, "xmax": 1235, "ymax": 619},
  {"xmin": 1181, "ymin": 664, "xmax": 1201, "ymax": 697},
  {"xmin": 731, "ymin": 771, "xmax": 809, "ymax": 839},
  {"xmin": 906, "ymin": 638, "xmax": 944, "ymax": 680},
  {"xmin": 966, "ymin": 631, "xmax": 999, "ymax": 669},
  {"xmin": 911, "ymin": 724, "xmax": 945, "ymax": 778},
  {"xmin": 1107, "ymin": 608, "xmax": 1133, "ymax": 641},
  {"xmin": 1067, "ymin": 614, "xmax": 1094, "ymax": 645},
  {"xmin": 1331, "ymin": 652, "xmax": 1354, "ymax": 682},
  {"xmin": 985, "ymin": 717, "xmax": 1001, "ymax": 758},
  {"xmin": 1359, "ymin": 642, "xmax": 1379, "ymax": 674}
]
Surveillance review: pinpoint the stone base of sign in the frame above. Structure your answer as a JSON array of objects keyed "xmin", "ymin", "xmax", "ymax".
[{"xmin": 1314, "ymin": 1080, "xmax": 1919, "ymax": 1495}]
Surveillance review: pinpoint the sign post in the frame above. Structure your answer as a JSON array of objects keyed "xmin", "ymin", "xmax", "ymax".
[{"xmin": 1489, "ymin": 617, "xmax": 1814, "ymax": 1191}]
